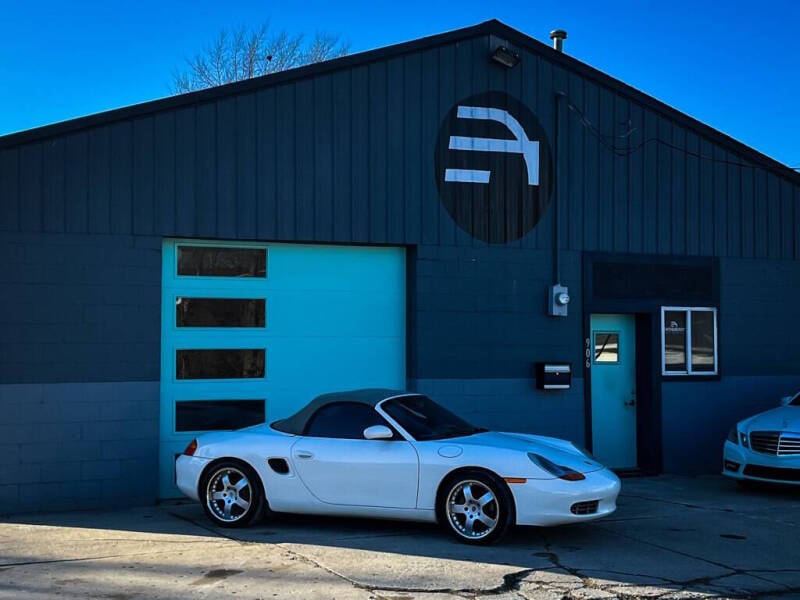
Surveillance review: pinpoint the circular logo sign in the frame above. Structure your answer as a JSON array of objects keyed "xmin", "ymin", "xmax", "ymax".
[{"xmin": 434, "ymin": 92, "xmax": 553, "ymax": 244}]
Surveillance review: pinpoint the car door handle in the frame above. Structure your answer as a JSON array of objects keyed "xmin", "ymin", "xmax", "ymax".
[{"xmin": 294, "ymin": 451, "xmax": 314, "ymax": 460}]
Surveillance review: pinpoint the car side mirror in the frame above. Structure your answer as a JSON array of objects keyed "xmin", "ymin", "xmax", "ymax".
[
  {"xmin": 780, "ymin": 395, "xmax": 794, "ymax": 406},
  {"xmin": 363, "ymin": 425, "xmax": 393, "ymax": 440}
]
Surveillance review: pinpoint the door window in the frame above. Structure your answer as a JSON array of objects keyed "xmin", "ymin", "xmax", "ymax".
[
  {"xmin": 593, "ymin": 332, "xmax": 620, "ymax": 364},
  {"xmin": 304, "ymin": 402, "xmax": 397, "ymax": 439}
]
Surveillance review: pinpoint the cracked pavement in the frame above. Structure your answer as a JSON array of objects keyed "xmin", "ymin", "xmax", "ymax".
[{"xmin": 0, "ymin": 475, "xmax": 798, "ymax": 599}]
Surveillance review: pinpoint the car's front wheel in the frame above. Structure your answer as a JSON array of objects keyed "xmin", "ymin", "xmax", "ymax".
[
  {"xmin": 201, "ymin": 460, "xmax": 263, "ymax": 527},
  {"xmin": 438, "ymin": 469, "xmax": 513, "ymax": 544}
]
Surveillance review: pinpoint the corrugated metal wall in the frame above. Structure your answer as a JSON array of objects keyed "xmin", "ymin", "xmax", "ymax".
[{"xmin": 1, "ymin": 33, "xmax": 797, "ymax": 258}]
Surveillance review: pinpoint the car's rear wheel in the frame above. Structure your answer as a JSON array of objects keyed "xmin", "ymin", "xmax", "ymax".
[
  {"xmin": 201, "ymin": 460, "xmax": 263, "ymax": 527},
  {"xmin": 438, "ymin": 469, "xmax": 513, "ymax": 544}
]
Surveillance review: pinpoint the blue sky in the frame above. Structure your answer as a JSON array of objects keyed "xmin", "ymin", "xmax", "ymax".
[{"xmin": 1, "ymin": 0, "xmax": 798, "ymax": 168}]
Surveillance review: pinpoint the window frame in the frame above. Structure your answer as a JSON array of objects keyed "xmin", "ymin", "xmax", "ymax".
[{"xmin": 660, "ymin": 306, "xmax": 719, "ymax": 376}]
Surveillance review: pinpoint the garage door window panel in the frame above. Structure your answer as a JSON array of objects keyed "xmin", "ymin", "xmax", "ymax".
[
  {"xmin": 176, "ymin": 400, "xmax": 266, "ymax": 432},
  {"xmin": 177, "ymin": 246, "xmax": 267, "ymax": 277},
  {"xmin": 176, "ymin": 298, "xmax": 266, "ymax": 328},
  {"xmin": 176, "ymin": 349, "xmax": 266, "ymax": 379}
]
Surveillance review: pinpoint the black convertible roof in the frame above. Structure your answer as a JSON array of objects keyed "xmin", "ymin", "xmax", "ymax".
[{"xmin": 271, "ymin": 388, "xmax": 416, "ymax": 435}]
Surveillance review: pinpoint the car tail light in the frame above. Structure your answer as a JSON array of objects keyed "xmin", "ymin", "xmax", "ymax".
[{"xmin": 183, "ymin": 439, "xmax": 198, "ymax": 456}]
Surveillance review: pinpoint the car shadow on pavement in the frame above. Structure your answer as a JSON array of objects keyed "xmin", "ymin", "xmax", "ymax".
[{"xmin": 2, "ymin": 475, "xmax": 799, "ymax": 599}]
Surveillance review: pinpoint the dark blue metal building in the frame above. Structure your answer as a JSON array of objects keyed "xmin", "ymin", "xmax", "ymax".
[{"xmin": 1, "ymin": 20, "xmax": 799, "ymax": 513}]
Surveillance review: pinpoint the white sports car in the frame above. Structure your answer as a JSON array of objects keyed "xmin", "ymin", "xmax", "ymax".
[
  {"xmin": 723, "ymin": 391, "xmax": 800, "ymax": 485},
  {"xmin": 176, "ymin": 389, "xmax": 621, "ymax": 544}
]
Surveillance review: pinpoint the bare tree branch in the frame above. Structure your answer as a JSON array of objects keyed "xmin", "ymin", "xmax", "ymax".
[{"xmin": 172, "ymin": 21, "xmax": 349, "ymax": 94}]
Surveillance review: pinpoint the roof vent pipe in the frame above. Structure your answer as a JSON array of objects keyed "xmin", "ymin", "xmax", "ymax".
[{"xmin": 550, "ymin": 29, "xmax": 567, "ymax": 52}]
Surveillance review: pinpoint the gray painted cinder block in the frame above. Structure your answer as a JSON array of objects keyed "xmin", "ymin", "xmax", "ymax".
[{"xmin": 0, "ymin": 381, "xmax": 159, "ymax": 515}]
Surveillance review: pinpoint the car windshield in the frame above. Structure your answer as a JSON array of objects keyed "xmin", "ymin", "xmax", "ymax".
[
  {"xmin": 790, "ymin": 392, "xmax": 800, "ymax": 406},
  {"xmin": 381, "ymin": 395, "xmax": 487, "ymax": 441}
]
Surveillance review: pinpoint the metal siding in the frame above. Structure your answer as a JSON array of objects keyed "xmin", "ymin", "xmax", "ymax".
[
  {"xmin": 195, "ymin": 103, "xmax": 216, "ymax": 237},
  {"xmin": 656, "ymin": 117, "xmax": 672, "ymax": 254},
  {"xmin": 109, "ymin": 121, "xmax": 132, "ymax": 235},
  {"xmin": 0, "ymin": 30, "xmax": 795, "ymax": 254},
  {"xmin": 314, "ymin": 75, "xmax": 334, "ymax": 241},
  {"xmin": 275, "ymin": 84, "xmax": 296, "ymax": 238},
  {"xmin": 766, "ymin": 173, "xmax": 781, "ymax": 259},
  {"xmin": 582, "ymin": 81, "xmax": 600, "ymax": 251},
  {"xmin": 64, "ymin": 133, "xmax": 88, "ymax": 233},
  {"xmin": 436, "ymin": 44, "xmax": 456, "ymax": 247},
  {"xmin": 294, "ymin": 79, "xmax": 314, "ymax": 239},
  {"xmin": 350, "ymin": 65, "xmax": 370, "ymax": 241},
  {"xmin": 612, "ymin": 95, "xmax": 629, "ymax": 253},
  {"xmin": 670, "ymin": 127, "xmax": 687, "ymax": 255},
  {"xmin": 740, "ymin": 164, "xmax": 755, "ymax": 258},
  {"xmin": 368, "ymin": 62, "xmax": 389, "ymax": 243},
  {"xmin": 641, "ymin": 111, "xmax": 658, "ymax": 254},
  {"xmin": 565, "ymin": 73, "xmax": 584, "ymax": 251},
  {"xmin": 132, "ymin": 117, "xmax": 155, "ymax": 236},
  {"xmin": 780, "ymin": 180, "xmax": 794, "ymax": 259},
  {"xmin": 174, "ymin": 107, "xmax": 196, "ymax": 237},
  {"xmin": 331, "ymin": 71, "xmax": 353, "ymax": 242},
  {"xmin": 153, "ymin": 112, "xmax": 176, "ymax": 235},
  {"xmin": 235, "ymin": 94, "xmax": 257, "ymax": 239},
  {"xmin": 215, "ymin": 97, "xmax": 237, "ymax": 239},
  {"xmin": 402, "ymin": 53, "xmax": 422, "ymax": 244},
  {"xmin": 255, "ymin": 88, "xmax": 278, "ymax": 239},
  {"xmin": 0, "ymin": 148, "xmax": 19, "ymax": 232},
  {"xmin": 42, "ymin": 138, "xmax": 65, "ymax": 232},
  {"xmin": 386, "ymin": 57, "xmax": 405, "ymax": 244},
  {"xmin": 684, "ymin": 132, "xmax": 701, "ymax": 255},
  {"xmin": 698, "ymin": 138, "xmax": 714, "ymax": 256},
  {"xmin": 19, "ymin": 143, "xmax": 43, "ymax": 232},
  {"xmin": 753, "ymin": 168, "xmax": 768, "ymax": 258},
  {"xmin": 712, "ymin": 146, "xmax": 728, "ymax": 256},
  {"xmin": 627, "ymin": 102, "xmax": 645, "ymax": 254},
  {"xmin": 419, "ymin": 51, "xmax": 441, "ymax": 246},
  {"xmin": 534, "ymin": 55, "xmax": 554, "ymax": 252}
]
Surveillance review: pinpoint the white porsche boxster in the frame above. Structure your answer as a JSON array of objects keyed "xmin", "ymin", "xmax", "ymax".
[
  {"xmin": 176, "ymin": 389, "xmax": 621, "ymax": 544},
  {"xmin": 723, "ymin": 391, "xmax": 800, "ymax": 485}
]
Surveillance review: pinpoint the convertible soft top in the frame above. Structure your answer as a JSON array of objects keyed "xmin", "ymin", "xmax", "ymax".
[{"xmin": 270, "ymin": 388, "xmax": 415, "ymax": 435}]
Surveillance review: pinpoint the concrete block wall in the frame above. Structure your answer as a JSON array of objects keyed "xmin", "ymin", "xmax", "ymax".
[{"xmin": 0, "ymin": 233, "xmax": 162, "ymax": 514}]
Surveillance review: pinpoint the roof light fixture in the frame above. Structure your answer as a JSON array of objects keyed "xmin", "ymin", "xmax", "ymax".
[{"xmin": 491, "ymin": 45, "xmax": 520, "ymax": 68}]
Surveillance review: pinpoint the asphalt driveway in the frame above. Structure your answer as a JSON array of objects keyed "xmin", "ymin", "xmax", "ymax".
[{"xmin": 0, "ymin": 475, "xmax": 798, "ymax": 599}]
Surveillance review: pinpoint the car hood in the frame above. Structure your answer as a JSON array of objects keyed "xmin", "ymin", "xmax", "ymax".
[
  {"xmin": 451, "ymin": 431, "xmax": 606, "ymax": 474},
  {"xmin": 741, "ymin": 406, "xmax": 800, "ymax": 432}
]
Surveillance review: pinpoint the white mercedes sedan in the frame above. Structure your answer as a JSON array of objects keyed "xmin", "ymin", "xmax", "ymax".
[
  {"xmin": 176, "ymin": 389, "xmax": 621, "ymax": 544},
  {"xmin": 723, "ymin": 391, "xmax": 800, "ymax": 485}
]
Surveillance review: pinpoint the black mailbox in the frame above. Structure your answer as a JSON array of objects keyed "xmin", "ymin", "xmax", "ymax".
[{"xmin": 535, "ymin": 363, "xmax": 572, "ymax": 390}]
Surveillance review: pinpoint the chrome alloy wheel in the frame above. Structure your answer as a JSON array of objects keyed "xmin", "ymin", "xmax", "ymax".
[
  {"xmin": 445, "ymin": 479, "xmax": 499, "ymax": 540},
  {"xmin": 205, "ymin": 466, "xmax": 254, "ymax": 524}
]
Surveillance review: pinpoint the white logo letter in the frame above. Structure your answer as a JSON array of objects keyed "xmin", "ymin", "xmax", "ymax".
[{"xmin": 444, "ymin": 105, "xmax": 540, "ymax": 186}]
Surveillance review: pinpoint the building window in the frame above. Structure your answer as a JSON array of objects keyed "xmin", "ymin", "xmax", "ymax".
[{"xmin": 661, "ymin": 307, "xmax": 718, "ymax": 376}]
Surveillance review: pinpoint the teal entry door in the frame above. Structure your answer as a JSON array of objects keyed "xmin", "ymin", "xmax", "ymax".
[{"xmin": 590, "ymin": 314, "xmax": 637, "ymax": 469}]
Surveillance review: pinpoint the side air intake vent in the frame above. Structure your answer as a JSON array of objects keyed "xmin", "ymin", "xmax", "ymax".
[{"xmin": 268, "ymin": 458, "xmax": 290, "ymax": 474}]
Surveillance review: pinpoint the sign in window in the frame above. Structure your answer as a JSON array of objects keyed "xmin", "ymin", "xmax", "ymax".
[{"xmin": 661, "ymin": 307, "xmax": 718, "ymax": 376}]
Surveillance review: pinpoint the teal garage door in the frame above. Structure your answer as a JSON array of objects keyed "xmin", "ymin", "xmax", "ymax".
[{"xmin": 159, "ymin": 240, "xmax": 406, "ymax": 497}]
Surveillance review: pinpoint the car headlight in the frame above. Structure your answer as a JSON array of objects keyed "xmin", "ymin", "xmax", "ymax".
[
  {"xmin": 740, "ymin": 432, "xmax": 749, "ymax": 449},
  {"xmin": 727, "ymin": 427, "xmax": 738, "ymax": 443},
  {"xmin": 528, "ymin": 453, "xmax": 586, "ymax": 481}
]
